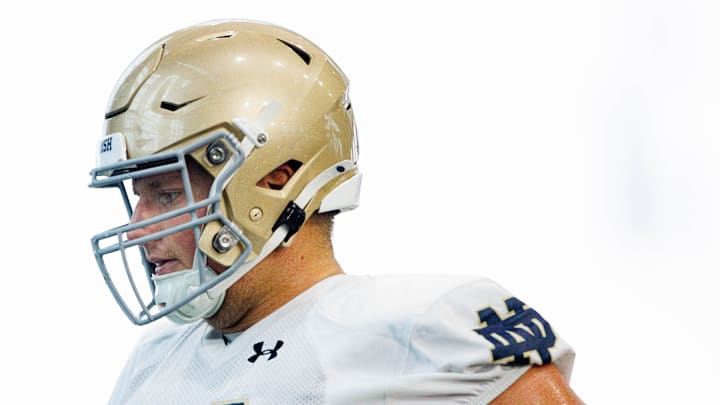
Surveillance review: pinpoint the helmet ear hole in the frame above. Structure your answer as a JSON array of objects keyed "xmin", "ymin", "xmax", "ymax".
[{"xmin": 257, "ymin": 160, "xmax": 302, "ymax": 190}]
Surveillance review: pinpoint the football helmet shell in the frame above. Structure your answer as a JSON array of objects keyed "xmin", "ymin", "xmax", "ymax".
[{"xmin": 90, "ymin": 19, "xmax": 361, "ymax": 325}]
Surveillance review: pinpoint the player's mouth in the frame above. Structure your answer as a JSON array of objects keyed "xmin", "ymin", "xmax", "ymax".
[{"xmin": 148, "ymin": 258, "xmax": 180, "ymax": 276}]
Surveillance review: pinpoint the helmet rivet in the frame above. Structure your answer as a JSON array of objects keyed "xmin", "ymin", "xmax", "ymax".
[
  {"xmin": 212, "ymin": 227, "xmax": 237, "ymax": 253},
  {"xmin": 256, "ymin": 133, "xmax": 268, "ymax": 145},
  {"xmin": 206, "ymin": 141, "xmax": 228, "ymax": 165},
  {"xmin": 249, "ymin": 207, "xmax": 263, "ymax": 222}
]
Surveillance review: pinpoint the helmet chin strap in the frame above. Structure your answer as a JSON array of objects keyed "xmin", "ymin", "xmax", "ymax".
[
  {"xmin": 153, "ymin": 159, "xmax": 356, "ymax": 324},
  {"xmin": 151, "ymin": 252, "xmax": 226, "ymax": 324}
]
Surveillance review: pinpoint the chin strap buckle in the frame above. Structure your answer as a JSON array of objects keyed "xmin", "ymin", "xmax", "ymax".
[{"xmin": 272, "ymin": 201, "xmax": 306, "ymax": 242}]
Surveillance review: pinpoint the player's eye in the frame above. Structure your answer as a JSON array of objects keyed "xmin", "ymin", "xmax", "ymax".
[{"xmin": 156, "ymin": 191, "xmax": 183, "ymax": 207}]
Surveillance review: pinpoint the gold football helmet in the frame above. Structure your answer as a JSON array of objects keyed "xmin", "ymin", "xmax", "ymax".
[{"xmin": 89, "ymin": 20, "xmax": 360, "ymax": 325}]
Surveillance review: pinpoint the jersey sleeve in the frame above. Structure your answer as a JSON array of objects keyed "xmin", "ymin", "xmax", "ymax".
[{"xmin": 392, "ymin": 276, "xmax": 575, "ymax": 404}]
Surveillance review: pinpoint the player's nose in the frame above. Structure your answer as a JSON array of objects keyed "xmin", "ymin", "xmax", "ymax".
[{"xmin": 127, "ymin": 199, "xmax": 154, "ymax": 241}]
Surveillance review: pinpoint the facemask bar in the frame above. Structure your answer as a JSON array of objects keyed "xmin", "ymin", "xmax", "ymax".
[{"xmin": 90, "ymin": 131, "xmax": 253, "ymax": 325}]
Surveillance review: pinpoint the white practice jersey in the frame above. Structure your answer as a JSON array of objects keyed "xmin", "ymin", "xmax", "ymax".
[{"xmin": 109, "ymin": 274, "xmax": 574, "ymax": 405}]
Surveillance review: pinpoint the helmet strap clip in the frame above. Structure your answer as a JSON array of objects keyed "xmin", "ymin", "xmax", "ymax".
[{"xmin": 272, "ymin": 201, "xmax": 306, "ymax": 242}]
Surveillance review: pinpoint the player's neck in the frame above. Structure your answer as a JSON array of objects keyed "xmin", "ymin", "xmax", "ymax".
[{"xmin": 213, "ymin": 222, "xmax": 343, "ymax": 333}]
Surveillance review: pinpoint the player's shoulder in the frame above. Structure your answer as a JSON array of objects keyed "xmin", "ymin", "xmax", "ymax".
[{"xmin": 312, "ymin": 273, "xmax": 572, "ymax": 370}]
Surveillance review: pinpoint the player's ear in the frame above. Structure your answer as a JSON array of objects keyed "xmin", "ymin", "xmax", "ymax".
[{"xmin": 257, "ymin": 163, "xmax": 297, "ymax": 190}]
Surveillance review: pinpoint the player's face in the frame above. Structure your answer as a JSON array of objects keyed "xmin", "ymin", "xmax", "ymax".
[{"xmin": 127, "ymin": 161, "xmax": 214, "ymax": 276}]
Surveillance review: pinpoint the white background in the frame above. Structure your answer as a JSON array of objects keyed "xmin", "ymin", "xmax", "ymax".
[{"xmin": 2, "ymin": 1, "xmax": 718, "ymax": 403}]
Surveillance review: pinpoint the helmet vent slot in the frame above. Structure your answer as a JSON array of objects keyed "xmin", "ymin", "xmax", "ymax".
[
  {"xmin": 277, "ymin": 39, "xmax": 311, "ymax": 65},
  {"xmin": 160, "ymin": 96, "xmax": 205, "ymax": 112},
  {"xmin": 197, "ymin": 31, "xmax": 237, "ymax": 41}
]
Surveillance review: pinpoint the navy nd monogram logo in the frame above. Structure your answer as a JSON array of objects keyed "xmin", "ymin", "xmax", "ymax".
[
  {"xmin": 247, "ymin": 340, "xmax": 284, "ymax": 363},
  {"xmin": 473, "ymin": 297, "xmax": 556, "ymax": 366}
]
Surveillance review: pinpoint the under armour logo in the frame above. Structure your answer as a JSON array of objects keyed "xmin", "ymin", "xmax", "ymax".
[
  {"xmin": 473, "ymin": 297, "xmax": 556, "ymax": 366},
  {"xmin": 247, "ymin": 340, "xmax": 284, "ymax": 363}
]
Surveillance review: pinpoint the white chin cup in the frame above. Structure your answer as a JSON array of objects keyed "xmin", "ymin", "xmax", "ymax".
[{"xmin": 152, "ymin": 267, "xmax": 226, "ymax": 324}]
